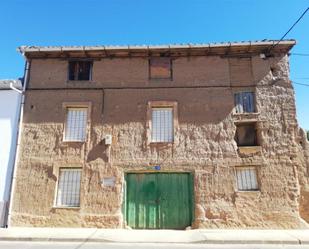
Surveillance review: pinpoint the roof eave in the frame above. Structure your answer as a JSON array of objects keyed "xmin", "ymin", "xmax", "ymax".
[{"xmin": 18, "ymin": 40, "xmax": 296, "ymax": 58}]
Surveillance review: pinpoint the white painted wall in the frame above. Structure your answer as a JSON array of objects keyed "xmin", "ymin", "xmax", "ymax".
[{"xmin": 0, "ymin": 90, "xmax": 21, "ymax": 227}]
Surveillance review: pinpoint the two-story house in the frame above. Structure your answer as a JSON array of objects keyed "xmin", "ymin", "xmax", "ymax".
[{"xmin": 9, "ymin": 40, "xmax": 309, "ymax": 229}]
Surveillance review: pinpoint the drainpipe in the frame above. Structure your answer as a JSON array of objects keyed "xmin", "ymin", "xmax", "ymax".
[{"xmin": 7, "ymin": 56, "xmax": 30, "ymax": 227}]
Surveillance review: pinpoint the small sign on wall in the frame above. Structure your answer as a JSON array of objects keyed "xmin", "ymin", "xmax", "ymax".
[{"xmin": 101, "ymin": 177, "xmax": 116, "ymax": 187}]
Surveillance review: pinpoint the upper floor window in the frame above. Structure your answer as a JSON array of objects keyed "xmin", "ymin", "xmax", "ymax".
[
  {"xmin": 149, "ymin": 58, "xmax": 172, "ymax": 80},
  {"xmin": 64, "ymin": 107, "xmax": 88, "ymax": 142},
  {"xmin": 68, "ymin": 61, "xmax": 92, "ymax": 81},
  {"xmin": 234, "ymin": 92, "xmax": 255, "ymax": 113},
  {"xmin": 151, "ymin": 107, "xmax": 174, "ymax": 142}
]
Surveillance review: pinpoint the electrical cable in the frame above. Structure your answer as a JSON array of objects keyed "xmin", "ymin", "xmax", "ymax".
[
  {"xmin": 290, "ymin": 53, "xmax": 309, "ymax": 56},
  {"xmin": 268, "ymin": 7, "xmax": 309, "ymax": 53},
  {"xmin": 292, "ymin": 81, "xmax": 309, "ymax": 87}
]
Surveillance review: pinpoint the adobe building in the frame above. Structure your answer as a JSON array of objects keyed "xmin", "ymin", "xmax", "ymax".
[{"xmin": 9, "ymin": 40, "xmax": 309, "ymax": 229}]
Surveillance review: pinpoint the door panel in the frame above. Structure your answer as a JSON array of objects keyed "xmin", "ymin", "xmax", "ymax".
[{"xmin": 126, "ymin": 173, "xmax": 193, "ymax": 229}]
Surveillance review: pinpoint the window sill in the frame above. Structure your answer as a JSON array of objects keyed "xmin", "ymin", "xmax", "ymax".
[
  {"xmin": 62, "ymin": 140, "xmax": 86, "ymax": 143},
  {"xmin": 52, "ymin": 206, "xmax": 80, "ymax": 210},
  {"xmin": 233, "ymin": 113, "xmax": 260, "ymax": 122},
  {"xmin": 66, "ymin": 80, "xmax": 94, "ymax": 84},
  {"xmin": 149, "ymin": 78, "xmax": 173, "ymax": 82},
  {"xmin": 238, "ymin": 146, "xmax": 262, "ymax": 154},
  {"xmin": 235, "ymin": 190, "xmax": 260, "ymax": 194},
  {"xmin": 233, "ymin": 112, "xmax": 260, "ymax": 116},
  {"xmin": 150, "ymin": 141, "xmax": 174, "ymax": 144},
  {"xmin": 149, "ymin": 142, "xmax": 174, "ymax": 147}
]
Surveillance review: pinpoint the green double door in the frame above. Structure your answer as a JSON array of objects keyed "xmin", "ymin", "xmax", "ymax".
[{"xmin": 125, "ymin": 173, "xmax": 193, "ymax": 229}]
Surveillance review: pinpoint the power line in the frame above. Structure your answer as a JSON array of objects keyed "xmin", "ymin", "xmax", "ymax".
[
  {"xmin": 290, "ymin": 53, "xmax": 309, "ymax": 56},
  {"xmin": 292, "ymin": 81, "xmax": 309, "ymax": 87},
  {"xmin": 268, "ymin": 7, "xmax": 309, "ymax": 52}
]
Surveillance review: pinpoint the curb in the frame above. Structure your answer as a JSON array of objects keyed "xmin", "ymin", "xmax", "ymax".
[
  {"xmin": 0, "ymin": 238, "xmax": 306, "ymax": 244},
  {"xmin": 0, "ymin": 238, "xmax": 112, "ymax": 243}
]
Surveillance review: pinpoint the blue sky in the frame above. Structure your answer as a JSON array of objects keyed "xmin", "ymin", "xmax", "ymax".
[{"xmin": 1, "ymin": 0, "xmax": 308, "ymax": 129}]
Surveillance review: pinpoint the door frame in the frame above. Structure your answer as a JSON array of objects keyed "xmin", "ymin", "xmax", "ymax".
[{"xmin": 122, "ymin": 171, "xmax": 195, "ymax": 229}]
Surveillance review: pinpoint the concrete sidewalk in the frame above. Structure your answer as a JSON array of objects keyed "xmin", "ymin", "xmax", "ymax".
[{"xmin": 0, "ymin": 228, "xmax": 308, "ymax": 244}]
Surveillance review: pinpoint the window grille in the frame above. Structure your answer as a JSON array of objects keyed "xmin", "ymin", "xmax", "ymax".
[
  {"xmin": 236, "ymin": 167, "xmax": 258, "ymax": 191},
  {"xmin": 151, "ymin": 107, "xmax": 173, "ymax": 142},
  {"xmin": 56, "ymin": 168, "xmax": 81, "ymax": 207},
  {"xmin": 64, "ymin": 108, "xmax": 88, "ymax": 141},
  {"xmin": 235, "ymin": 92, "xmax": 255, "ymax": 113}
]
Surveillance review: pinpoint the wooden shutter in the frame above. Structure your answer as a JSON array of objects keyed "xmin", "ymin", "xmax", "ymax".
[
  {"xmin": 235, "ymin": 92, "xmax": 255, "ymax": 113},
  {"xmin": 68, "ymin": 61, "xmax": 92, "ymax": 81},
  {"xmin": 78, "ymin": 61, "xmax": 92, "ymax": 80},
  {"xmin": 68, "ymin": 61, "xmax": 78, "ymax": 81},
  {"xmin": 150, "ymin": 58, "xmax": 172, "ymax": 79}
]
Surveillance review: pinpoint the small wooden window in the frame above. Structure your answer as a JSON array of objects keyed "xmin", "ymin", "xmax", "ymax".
[
  {"xmin": 68, "ymin": 61, "xmax": 92, "ymax": 81},
  {"xmin": 235, "ymin": 123, "xmax": 257, "ymax": 146},
  {"xmin": 236, "ymin": 167, "xmax": 258, "ymax": 191},
  {"xmin": 234, "ymin": 92, "xmax": 255, "ymax": 113},
  {"xmin": 149, "ymin": 58, "xmax": 172, "ymax": 80},
  {"xmin": 56, "ymin": 168, "xmax": 81, "ymax": 207}
]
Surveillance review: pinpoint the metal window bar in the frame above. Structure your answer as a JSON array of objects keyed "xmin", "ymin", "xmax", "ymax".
[
  {"xmin": 56, "ymin": 168, "xmax": 81, "ymax": 207},
  {"xmin": 151, "ymin": 108, "xmax": 173, "ymax": 142},
  {"xmin": 64, "ymin": 108, "xmax": 88, "ymax": 141},
  {"xmin": 236, "ymin": 167, "xmax": 258, "ymax": 191},
  {"xmin": 235, "ymin": 92, "xmax": 255, "ymax": 113}
]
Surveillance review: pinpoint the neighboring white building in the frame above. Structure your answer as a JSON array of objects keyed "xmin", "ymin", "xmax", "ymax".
[{"xmin": 0, "ymin": 80, "xmax": 22, "ymax": 227}]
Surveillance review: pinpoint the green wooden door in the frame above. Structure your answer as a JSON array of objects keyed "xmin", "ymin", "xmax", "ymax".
[{"xmin": 125, "ymin": 173, "xmax": 193, "ymax": 229}]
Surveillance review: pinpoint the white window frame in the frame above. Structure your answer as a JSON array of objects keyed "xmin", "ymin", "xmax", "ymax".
[
  {"xmin": 55, "ymin": 168, "xmax": 82, "ymax": 208},
  {"xmin": 147, "ymin": 101, "xmax": 178, "ymax": 145},
  {"xmin": 235, "ymin": 167, "xmax": 259, "ymax": 191},
  {"xmin": 151, "ymin": 107, "xmax": 174, "ymax": 143},
  {"xmin": 63, "ymin": 104, "xmax": 90, "ymax": 142}
]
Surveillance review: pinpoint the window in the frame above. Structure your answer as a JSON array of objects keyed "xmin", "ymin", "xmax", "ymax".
[
  {"xmin": 149, "ymin": 57, "xmax": 172, "ymax": 80},
  {"xmin": 234, "ymin": 92, "xmax": 255, "ymax": 113},
  {"xmin": 64, "ymin": 107, "xmax": 88, "ymax": 142},
  {"xmin": 56, "ymin": 168, "xmax": 81, "ymax": 207},
  {"xmin": 147, "ymin": 101, "xmax": 177, "ymax": 144},
  {"xmin": 68, "ymin": 61, "xmax": 92, "ymax": 81},
  {"xmin": 235, "ymin": 123, "xmax": 257, "ymax": 146},
  {"xmin": 235, "ymin": 167, "xmax": 258, "ymax": 191},
  {"xmin": 151, "ymin": 107, "xmax": 174, "ymax": 142}
]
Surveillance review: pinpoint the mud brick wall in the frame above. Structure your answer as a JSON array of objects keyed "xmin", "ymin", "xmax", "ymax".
[{"xmin": 10, "ymin": 54, "xmax": 309, "ymax": 228}]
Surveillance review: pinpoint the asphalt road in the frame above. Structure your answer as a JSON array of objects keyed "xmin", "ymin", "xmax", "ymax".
[{"xmin": 0, "ymin": 242, "xmax": 309, "ymax": 249}]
